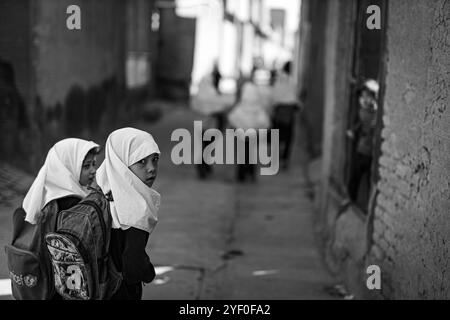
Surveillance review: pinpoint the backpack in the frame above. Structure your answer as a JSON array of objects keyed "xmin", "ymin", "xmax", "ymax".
[
  {"xmin": 44, "ymin": 189, "xmax": 122, "ymax": 300},
  {"xmin": 4, "ymin": 201, "xmax": 59, "ymax": 300}
]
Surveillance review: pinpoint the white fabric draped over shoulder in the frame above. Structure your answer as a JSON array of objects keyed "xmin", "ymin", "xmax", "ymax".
[
  {"xmin": 271, "ymin": 73, "xmax": 298, "ymax": 105},
  {"xmin": 228, "ymin": 82, "xmax": 270, "ymax": 130},
  {"xmin": 96, "ymin": 127, "xmax": 161, "ymax": 234},
  {"xmin": 23, "ymin": 138, "xmax": 100, "ymax": 224}
]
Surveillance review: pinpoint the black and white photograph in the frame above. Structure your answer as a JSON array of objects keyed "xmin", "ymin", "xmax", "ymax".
[{"xmin": 0, "ymin": 0, "xmax": 449, "ymax": 307}]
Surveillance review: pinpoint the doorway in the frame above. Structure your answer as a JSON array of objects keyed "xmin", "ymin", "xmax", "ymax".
[{"xmin": 345, "ymin": 0, "xmax": 388, "ymax": 213}]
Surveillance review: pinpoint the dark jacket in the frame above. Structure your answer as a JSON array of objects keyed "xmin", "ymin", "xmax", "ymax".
[{"xmin": 109, "ymin": 227, "xmax": 156, "ymax": 300}]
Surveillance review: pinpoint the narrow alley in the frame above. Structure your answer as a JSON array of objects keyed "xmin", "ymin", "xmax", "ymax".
[
  {"xmin": 0, "ymin": 104, "xmax": 337, "ymax": 300},
  {"xmin": 140, "ymin": 106, "xmax": 336, "ymax": 299},
  {"xmin": 1, "ymin": 0, "xmax": 449, "ymax": 302}
]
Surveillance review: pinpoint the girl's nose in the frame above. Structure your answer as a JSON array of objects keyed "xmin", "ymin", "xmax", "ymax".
[{"xmin": 146, "ymin": 164, "xmax": 155, "ymax": 173}]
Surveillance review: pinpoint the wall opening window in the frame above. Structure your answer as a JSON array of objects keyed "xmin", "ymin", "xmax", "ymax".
[{"xmin": 345, "ymin": 0, "xmax": 387, "ymax": 213}]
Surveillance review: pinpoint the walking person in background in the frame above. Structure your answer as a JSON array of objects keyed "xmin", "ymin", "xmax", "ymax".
[
  {"xmin": 269, "ymin": 60, "xmax": 278, "ymax": 87},
  {"xmin": 96, "ymin": 127, "xmax": 161, "ymax": 300},
  {"xmin": 228, "ymin": 81, "xmax": 270, "ymax": 183},
  {"xmin": 0, "ymin": 59, "xmax": 30, "ymax": 164},
  {"xmin": 212, "ymin": 61, "xmax": 222, "ymax": 95},
  {"xmin": 270, "ymin": 61, "xmax": 301, "ymax": 170}
]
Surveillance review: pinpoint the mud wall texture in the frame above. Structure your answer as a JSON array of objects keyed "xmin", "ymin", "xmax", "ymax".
[
  {"xmin": 34, "ymin": 0, "xmax": 125, "ymax": 107},
  {"xmin": 368, "ymin": 0, "xmax": 450, "ymax": 299},
  {"xmin": 297, "ymin": 0, "xmax": 328, "ymax": 158},
  {"xmin": 0, "ymin": 0, "xmax": 158, "ymax": 172}
]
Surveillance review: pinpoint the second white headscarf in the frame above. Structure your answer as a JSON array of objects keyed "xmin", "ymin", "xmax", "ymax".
[{"xmin": 23, "ymin": 138, "xmax": 100, "ymax": 224}]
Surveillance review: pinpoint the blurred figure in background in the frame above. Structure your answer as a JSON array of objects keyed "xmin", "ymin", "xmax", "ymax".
[
  {"xmin": 269, "ymin": 60, "xmax": 278, "ymax": 87},
  {"xmin": 346, "ymin": 79, "xmax": 379, "ymax": 202},
  {"xmin": 211, "ymin": 61, "xmax": 222, "ymax": 95},
  {"xmin": 269, "ymin": 61, "xmax": 301, "ymax": 170},
  {"xmin": 196, "ymin": 115, "xmax": 217, "ymax": 180},
  {"xmin": 228, "ymin": 81, "xmax": 270, "ymax": 183},
  {"xmin": 234, "ymin": 69, "xmax": 248, "ymax": 106},
  {"xmin": 0, "ymin": 59, "xmax": 30, "ymax": 165},
  {"xmin": 191, "ymin": 74, "xmax": 234, "ymax": 180}
]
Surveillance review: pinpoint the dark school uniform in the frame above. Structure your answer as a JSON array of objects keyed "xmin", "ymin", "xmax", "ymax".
[{"xmin": 109, "ymin": 227, "xmax": 156, "ymax": 300}]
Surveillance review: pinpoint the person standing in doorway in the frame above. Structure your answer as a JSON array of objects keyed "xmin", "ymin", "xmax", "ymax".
[{"xmin": 347, "ymin": 79, "xmax": 379, "ymax": 202}]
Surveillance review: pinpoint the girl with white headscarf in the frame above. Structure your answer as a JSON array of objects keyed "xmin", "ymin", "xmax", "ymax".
[
  {"xmin": 96, "ymin": 127, "xmax": 161, "ymax": 300},
  {"xmin": 23, "ymin": 138, "xmax": 100, "ymax": 224},
  {"xmin": 19, "ymin": 138, "xmax": 99, "ymax": 300}
]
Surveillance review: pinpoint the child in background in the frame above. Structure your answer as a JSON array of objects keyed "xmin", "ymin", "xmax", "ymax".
[{"xmin": 347, "ymin": 79, "xmax": 379, "ymax": 202}]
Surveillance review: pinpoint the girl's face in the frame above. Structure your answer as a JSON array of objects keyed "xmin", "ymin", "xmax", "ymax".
[
  {"xmin": 79, "ymin": 152, "xmax": 97, "ymax": 186},
  {"xmin": 129, "ymin": 153, "xmax": 159, "ymax": 188}
]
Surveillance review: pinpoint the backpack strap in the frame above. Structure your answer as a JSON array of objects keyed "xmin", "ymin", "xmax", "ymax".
[
  {"xmin": 105, "ymin": 191, "xmax": 114, "ymax": 202},
  {"xmin": 87, "ymin": 186, "xmax": 113, "ymax": 202}
]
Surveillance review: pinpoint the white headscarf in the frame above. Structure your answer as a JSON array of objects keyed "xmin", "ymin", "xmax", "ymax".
[
  {"xmin": 23, "ymin": 138, "xmax": 100, "ymax": 224},
  {"xmin": 96, "ymin": 128, "xmax": 161, "ymax": 234},
  {"xmin": 228, "ymin": 82, "xmax": 270, "ymax": 130},
  {"xmin": 271, "ymin": 72, "xmax": 298, "ymax": 105}
]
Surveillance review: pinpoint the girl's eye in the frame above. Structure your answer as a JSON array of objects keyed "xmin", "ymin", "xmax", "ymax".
[{"xmin": 140, "ymin": 159, "xmax": 146, "ymax": 165}]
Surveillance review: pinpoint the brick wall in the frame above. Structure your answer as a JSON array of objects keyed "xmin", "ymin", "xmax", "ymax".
[
  {"xmin": 368, "ymin": 0, "xmax": 450, "ymax": 299},
  {"xmin": 313, "ymin": 0, "xmax": 449, "ymax": 300}
]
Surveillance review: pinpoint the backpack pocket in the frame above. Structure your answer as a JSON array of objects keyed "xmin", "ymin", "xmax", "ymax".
[
  {"xmin": 45, "ymin": 232, "xmax": 93, "ymax": 300},
  {"xmin": 4, "ymin": 244, "xmax": 50, "ymax": 300}
]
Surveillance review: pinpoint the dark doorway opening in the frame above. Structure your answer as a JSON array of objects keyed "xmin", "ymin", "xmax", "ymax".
[{"xmin": 345, "ymin": 0, "xmax": 387, "ymax": 213}]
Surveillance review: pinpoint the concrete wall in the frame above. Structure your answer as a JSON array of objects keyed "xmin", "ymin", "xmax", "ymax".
[
  {"xmin": 297, "ymin": 0, "xmax": 328, "ymax": 158},
  {"xmin": 0, "ymin": 0, "xmax": 34, "ymax": 106},
  {"xmin": 368, "ymin": 0, "xmax": 450, "ymax": 299},
  {"xmin": 0, "ymin": 0, "xmax": 150, "ymax": 171},
  {"xmin": 156, "ymin": 7, "xmax": 196, "ymax": 101},
  {"xmin": 125, "ymin": 0, "xmax": 155, "ymax": 90},
  {"xmin": 0, "ymin": 0, "xmax": 36, "ymax": 168},
  {"xmin": 34, "ymin": 0, "xmax": 125, "ymax": 108},
  {"xmin": 316, "ymin": 0, "xmax": 374, "ymax": 298},
  {"xmin": 26, "ymin": 0, "xmax": 128, "ymax": 168}
]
